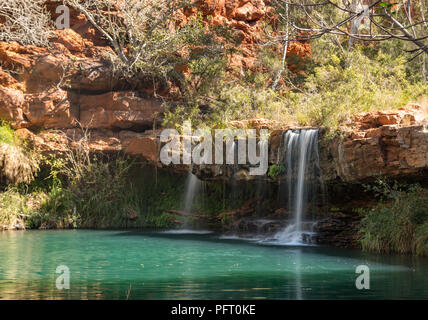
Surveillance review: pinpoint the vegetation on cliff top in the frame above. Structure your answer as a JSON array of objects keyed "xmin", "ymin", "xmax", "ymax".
[{"xmin": 1, "ymin": 1, "xmax": 426, "ymax": 131}]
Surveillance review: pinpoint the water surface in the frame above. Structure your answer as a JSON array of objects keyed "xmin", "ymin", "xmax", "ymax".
[{"xmin": 0, "ymin": 230, "xmax": 427, "ymax": 299}]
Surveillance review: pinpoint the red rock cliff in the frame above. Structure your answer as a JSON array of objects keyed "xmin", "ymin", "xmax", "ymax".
[{"xmin": 0, "ymin": 1, "xmax": 426, "ymax": 185}]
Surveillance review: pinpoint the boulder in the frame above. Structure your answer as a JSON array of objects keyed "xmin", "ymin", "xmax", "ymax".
[
  {"xmin": 67, "ymin": 58, "xmax": 118, "ymax": 92},
  {"xmin": 51, "ymin": 29, "xmax": 85, "ymax": 53},
  {"xmin": 233, "ymin": 2, "xmax": 264, "ymax": 21},
  {"xmin": 28, "ymin": 54, "xmax": 71, "ymax": 90},
  {"xmin": 0, "ymin": 41, "xmax": 37, "ymax": 70}
]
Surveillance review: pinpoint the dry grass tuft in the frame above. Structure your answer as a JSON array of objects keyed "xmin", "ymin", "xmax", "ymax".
[{"xmin": 0, "ymin": 142, "xmax": 39, "ymax": 185}]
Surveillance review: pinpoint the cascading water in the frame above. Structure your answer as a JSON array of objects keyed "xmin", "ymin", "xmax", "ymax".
[
  {"xmin": 169, "ymin": 170, "xmax": 213, "ymax": 233},
  {"xmin": 182, "ymin": 172, "xmax": 202, "ymax": 214},
  {"xmin": 275, "ymin": 129, "xmax": 320, "ymax": 244},
  {"xmin": 176, "ymin": 171, "xmax": 211, "ymax": 233},
  {"xmin": 229, "ymin": 140, "xmax": 240, "ymax": 208}
]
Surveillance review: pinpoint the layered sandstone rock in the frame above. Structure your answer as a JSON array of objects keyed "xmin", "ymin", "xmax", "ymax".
[
  {"xmin": 78, "ymin": 92, "xmax": 163, "ymax": 130},
  {"xmin": 0, "ymin": 1, "xmax": 426, "ymax": 186},
  {"xmin": 19, "ymin": 102, "xmax": 427, "ymax": 186},
  {"xmin": 184, "ymin": 0, "xmax": 310, "ymax": 72},
  {"xmin": 120, "ymin": 130, "xmax": 160, "ymax": 162},
  {"xmin": 321, "ymin": 105, "xmax": 428, "ymax": 182},
  {"xmin": 0, "ymin": 86, "xmax": 26, "ymax": 126},
  {"xmin": 24, "ymin": 89, "xmax": 78, "ymax": 129},
  {"xmin": 0, "ymin": 0, "xmax": 310, "ymax": 131}
]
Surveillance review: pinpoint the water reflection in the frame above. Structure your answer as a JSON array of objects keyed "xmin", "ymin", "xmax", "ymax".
[
  {"xmin": 1, "ymin": 230, "xmax": 428, "ymax": 300},
  {"xmin": 295, "ymin": 249, "xmax": 302, "ymax": 300}
]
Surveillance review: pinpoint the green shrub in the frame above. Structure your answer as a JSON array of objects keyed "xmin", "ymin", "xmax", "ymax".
[
  {"xmin": 163, "ymin": 75, "xmax": 288, "ymax": 129},
  {"xmin": 0, "ymin": 122, "xmax": 15, "ymax": 145},
  {"xmin": 0, "ymin": 187, "xmax": 76, "ymax": 230},
  {"xmin": 0, "ymin": 189, "xmax": 26, "ymax": 229},
  {"xmin": 163, "ymin": 46, "xmax": 427, "ymax": 131},
  {"xmin": 63, "ymin": 153, "xmax": 134, "ymax": 228},
  {"xmin": 37, "ymin": 181, "xmax": 76, "ymax": 227},
  {"xmin": 360, "ymin": 182, "xmax": 428, "ymax": 256},
  {"xmin": 144, "ymin": 212, "xmax": 177, "ymax": 229},
  {"xmin": 268, "ymin": 164, "xmax": 285, "ymax": 179}
]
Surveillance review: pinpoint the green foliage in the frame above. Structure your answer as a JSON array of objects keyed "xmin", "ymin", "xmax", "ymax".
[
  {"xmin": 360, "ymin": 181, "xmax": 428, "ymax": 256},
  {"xmin": 144, "ymin": 212, "xmax": 177, "ymax": 229},
  {"xmin": 0, "ymin": 186, "xmax": 76, "ymax": 230},
  {"xmin": 268, "ymin": 164, "xmax": 285, "ymax": 179},
  {"xmin": 211, "ymin": 81, "xmax": 285, "ymax": 124},
  {"xmin": 292, "ymin": 50, "xmax": 427, "ymax": 130},
  {"xmin": 163, "ymin": 73, "xmax": 287, "ymax": 129},
  {"xmin": 164, "ymin": 40, "xmax": 427, "ymax": 131},
  {"xmin": 0, "ymin": 122, "xmax": 16, "ymax": 145},
  {"xmin": 0, "ymin": 189, "xmax": 26, "ymax": 229},
  {"xmin": 37, "ymin": 181, "xmax": 77, "ymax": 228},
  {"xmin": 1, "ymin": 154, "xmax": 276, "ymax": 231},
  {"xmin": 64, "ymin": 154, "xmax": 134, "ymax": 228},
  {"xmin": 363, "ymin": 178, "xmax": 406, "ymax": 201}
]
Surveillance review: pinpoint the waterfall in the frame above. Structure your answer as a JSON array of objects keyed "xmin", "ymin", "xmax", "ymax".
[
  {"xmin": 182, "ymin": 172, "xmax": 201, "ymax": 213},
  {"xmin": 229, "ymin": 140, "xmax": 239, "ymax": 175},
  {"xmin": 178, "ymin": 171, "xmax": 203, "ymax": 230},
  {"xmin": 275, "ymin": 129, "xmax": 320, "ymax": 244}
]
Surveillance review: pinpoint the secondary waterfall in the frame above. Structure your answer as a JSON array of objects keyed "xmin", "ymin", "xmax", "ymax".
[
  {"xmin": 179, "ymin": 171, "xmax": 209, "ymax": 231},
  {"xmin": 275, "ymin": 129, "xmax": 320, "ymax": 244},
  {"xmin": 182, "ymin": 172, "xmax": 202, "ymax": 214}
]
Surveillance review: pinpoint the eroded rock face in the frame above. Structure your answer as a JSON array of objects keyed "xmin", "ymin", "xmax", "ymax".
[
  {"xmin": 78, "ymin": 92, "xmax": 164, "ymax": 130},
  {"xmin": 0, "ymin": 0, "xmax": 310, "ymax": 134},
  {"xmin": 120, "ymin": 130, "xmax": 160, "ymax": 162},
  {"xmin": 24, "ymin": 89, "xmax": 78, "ymax": 129},
  {"xmin": 313, "ymin": 211, "xmax": 362, "ymax": 248},
  {"xmin": 29, "ymin": 105, "xmax": 427, "ymax": 187},
  {"xmin": 188, "ymin": 0, "xmax": 310, "ymax": 72},
  {"xmin": 0, "ymin": 86, "xmax": 26, "ymax": 126},
  {"xmin": 320, "ymin": 106, "xmax": 428, "ymax": 183}
]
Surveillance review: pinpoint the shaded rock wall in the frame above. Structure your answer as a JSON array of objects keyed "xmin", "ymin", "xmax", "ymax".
[{"xmin": 12, "ymin": 105, "xmax": 427, "ymax": 187}]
